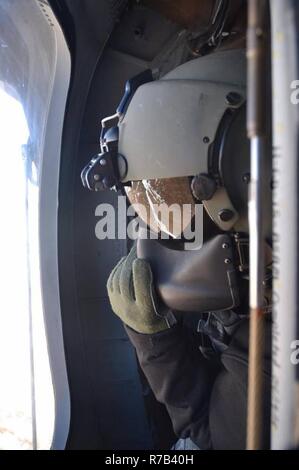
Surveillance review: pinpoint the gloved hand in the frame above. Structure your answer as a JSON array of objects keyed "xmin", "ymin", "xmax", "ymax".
[{"xmin": 107, "ymin": 245, "xmax": 171, "ymax": 334}]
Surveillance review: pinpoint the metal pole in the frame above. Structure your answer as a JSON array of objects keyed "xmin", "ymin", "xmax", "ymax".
[
  {"xmin": 246, "ymin": 0, "xmax": 267, "ymax": 450},
  {"xmin": 247, "ymin": 137, "xmax": 265, "ymax": 449}
]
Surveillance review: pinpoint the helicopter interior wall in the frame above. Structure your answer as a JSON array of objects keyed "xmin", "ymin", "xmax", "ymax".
[{"xmin": 52, "ymin": 0, "xmax": 183, "ymax": 450}]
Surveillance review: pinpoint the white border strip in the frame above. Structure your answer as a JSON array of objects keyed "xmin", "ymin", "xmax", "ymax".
[
  {"xmin": 37, "ymin": 0, "xmax": 71, "ymax": 450},
  {"xmin": 271, "ymin": 0, "xmax": 297, "ymax": 450}
]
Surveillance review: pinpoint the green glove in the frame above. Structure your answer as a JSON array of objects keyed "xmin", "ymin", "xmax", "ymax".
[{"xmin": 107, "ymin": 245, "xmax": 170, "ymax": 334}]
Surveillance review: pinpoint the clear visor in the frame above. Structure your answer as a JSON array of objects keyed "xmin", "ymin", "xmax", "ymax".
[{"xmin": 125, "ymin": 177, "xmax": 196, "ymax": 238}]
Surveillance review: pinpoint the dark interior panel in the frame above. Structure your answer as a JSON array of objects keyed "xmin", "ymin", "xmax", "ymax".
[{"xmin": 53, "ymin": 0, "xmax": 178, "ymax": 449}]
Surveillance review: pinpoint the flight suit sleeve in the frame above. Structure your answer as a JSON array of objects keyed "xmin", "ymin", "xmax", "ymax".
[
  {"xmin": 209, "ymin": 318, "xmax": 272, "ymax": 449},
  {"xmin": 125, "ymin": 323, "xmax": 219, "ymax": 450}
]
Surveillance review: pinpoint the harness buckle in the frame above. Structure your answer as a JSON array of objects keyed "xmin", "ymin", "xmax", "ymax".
[{"xmin": 234, "ymin": 233, "xmax": 249, "ymax": 273}]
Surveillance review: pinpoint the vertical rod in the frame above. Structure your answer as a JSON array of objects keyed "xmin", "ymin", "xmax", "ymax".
[
  {"xmin": 246, "ymin": 0, "xmax": 267, "ymax": 450},
  {"xmin": 247, "ymin": 138, "xmax": 265, "ymax": 449}
]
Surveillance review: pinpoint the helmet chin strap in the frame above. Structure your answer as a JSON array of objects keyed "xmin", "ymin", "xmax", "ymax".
[
  {"xmin": 209, "ymin": 0, "xmax": 231, "ymax": 46},
  {"xmin": 187, "ymin": 0, "xmax": 231, "ymax": 56}
]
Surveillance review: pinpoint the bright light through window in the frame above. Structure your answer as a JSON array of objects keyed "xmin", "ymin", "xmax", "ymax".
[
  {"xmin": 0, "ymin": 85, "xmax": 33, "ymax": 450},
  {"xmin": 0, "ymin": 0, "xmax": 58, "ymax": 450}
]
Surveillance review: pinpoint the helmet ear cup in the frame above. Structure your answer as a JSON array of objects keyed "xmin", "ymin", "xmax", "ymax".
[
  {"xmin": 218, "ymin": 106, "xmax": 250, "ymax": 221},
  {"xmin": 206, "ymin": 104, "xmax": 250, "ymax": 234},
  {"xmin": 216, "ymin": 105, "xmax": 272, "ymax": 238}
]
